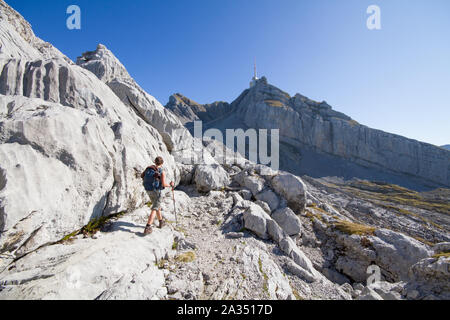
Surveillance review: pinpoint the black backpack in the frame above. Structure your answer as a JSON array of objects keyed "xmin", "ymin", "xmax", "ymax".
[{"xmin": 142, "ymin": 166, "xmax": 163, "ymax": 191}]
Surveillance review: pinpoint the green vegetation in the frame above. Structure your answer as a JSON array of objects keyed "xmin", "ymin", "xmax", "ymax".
[
  {"xmin": 264, "ymin": 99, "xmax": 284, "ymax": 108},
  {"xmin": 432, "ymin": 252, "xmax": 450, "ymax": 259},
  {"xmin": 347, "ymin": 119, "xmax": 359, "ymax": 127},
  {"xmin": 156, "ymin": 258, "xmax": 168, "ymax": 269},
  {"xmin": 82, "ymin": 211, "xmax": 126, "ymax": 236},
  {"xmin": 58, "ymin": 211, "xmax": 126, "ymax": 243},
  {"xmin": 334, "ymin": 220, "xmax": 376, "ymax": 236},
  {"xmin": 380, "ymin": 204, "xmax": 444, "ymax": 231},
  {"xmin": 258, "ymin": 257, "xmax": 269, "ymax": 295},
  {"xmin": 413, "ymin": 236, "xmax": 436, "ymax": 247},
  {"xmin": 59, "ymin": 230, "xmax": 80, "ymax": 243},
  {"xmin": 360, "ymin": 236, "xmax": 372, "ymax": 248},
  {"xmin": 344, "ymin": 180, "xmax": 450, "ymax": 215},
  {"xmin": 292, "ymin": 288, "xmax": 304, "ymax": 300},
  {"xmin": 175, "ymin": 251, "xmax": 195, "ymax": 263}
]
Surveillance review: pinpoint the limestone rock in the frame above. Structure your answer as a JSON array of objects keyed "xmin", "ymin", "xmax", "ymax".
[
  {"xmin": 243, "ymin": 204, "xmax": 271, "ymax": 239},
  {"xmin": 371, "ymin": 228, "xmax": 432, "ymax": 281},
  {"xmin": 356, "ymin": 287, "xmax": 384, "ymax": 300},
  {"xmin": 242, "ymin": 175, "xmax": 266, "ymax": 196},
  {"xmin": 271, "ymin": 172, "xmax": 307, "ymax": 213},
  {"xmin": 271, "ymin": 207, "xmax": 302, "ymax": 236},
  {"xmin": 194, "ymin": 164, "xmax": 231, "ymax": 192},
  {"xmin": 255, "ymin": 189, "xmax": 280, "ymax": 212},
  {"xmin": 0, "ymin": 210, "xmax": 174, "ymax": 299}
]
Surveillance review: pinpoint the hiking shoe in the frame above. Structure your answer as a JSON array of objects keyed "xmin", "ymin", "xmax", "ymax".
[
  {"xmin": 159, "ymin": 220, "xmax": 166, "ymax": 229},
  {"xmin": 144, "ymin": 224, "xmax": 153, "ymax": 235}
]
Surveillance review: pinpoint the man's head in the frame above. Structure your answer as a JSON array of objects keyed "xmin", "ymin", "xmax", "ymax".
[{"xmin": 155, "ymin": 156, "xmax": 164, "ymax": 167}]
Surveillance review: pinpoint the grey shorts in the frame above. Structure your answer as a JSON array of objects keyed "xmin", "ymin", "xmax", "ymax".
[{"xmin": 146, "ymin": 190, "xmax": 163, "ymax": 210}]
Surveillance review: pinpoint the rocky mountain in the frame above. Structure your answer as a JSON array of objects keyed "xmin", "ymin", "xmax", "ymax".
[
  {"xmin": 441, "ymin": 145, "xmax": 450, "ymax": 151},
  {"xmin": 166, "ymin": 77, "xmax": 450, "ymax": 191},
  {"xmin": 0, "ymin": 0, "xmax": 449, "ymax": 300}
]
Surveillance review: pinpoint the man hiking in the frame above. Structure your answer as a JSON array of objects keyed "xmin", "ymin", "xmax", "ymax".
[{"xmin": 141, "ymin": 156, "xmax": 174, "ymax": 235}]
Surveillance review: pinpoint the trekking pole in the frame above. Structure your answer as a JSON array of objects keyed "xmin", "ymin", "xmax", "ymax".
[{"xmin": 172, "ymin": 187, "xmax": 178, "ymax": 226}]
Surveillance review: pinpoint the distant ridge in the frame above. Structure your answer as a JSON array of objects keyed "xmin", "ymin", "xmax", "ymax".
[{"xmin": 165, "ymin": 77, "xmax": 450, "ymax": 190}]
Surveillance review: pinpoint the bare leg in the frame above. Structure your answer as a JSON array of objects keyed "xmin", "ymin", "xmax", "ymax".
[
  {"xmin": 156, "ymin": 208, "xmax": 163, "ymax": 221},
  {"xmin": 147, "ymin": 209, "xmax": 157, "ymax": 225}
]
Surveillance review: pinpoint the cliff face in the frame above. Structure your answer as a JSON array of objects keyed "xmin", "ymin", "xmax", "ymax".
[
  {"xmin": 0, "ymin": 1, "xmax": 180, "ymax": 256},
  {"xmin": 165, "ymin": 77, "xmax": 450, "ymax": 189}
]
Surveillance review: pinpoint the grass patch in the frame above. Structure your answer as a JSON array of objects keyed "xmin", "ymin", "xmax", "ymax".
[
  {"xmin": 82, "ymin": 211, "xmax": 126, "ymax": 236},
  {"xmin": 412, "ymin": 236, "xmax": 436, "ymax": 247},
  {"xmin": 345, "ymin": 181, "xmax": 450, "ymax": 215},
  {"xmin": 347, "ymin": 119, "xmax": 359, "ymax": 127},
  {"xmin": 292, "ymin": 288, "xmax": 304, "ymax": 300},
  {"xmin": 258, "ymin": 257, "xmax": 269, "ymax": 296},
  {"xmin": 264, "ymin": 99, "xmax": 284, "ymax": 108},
  {"xmin": 175, "ymin": 251, "xmax": 195, "ymax": 263},
  {"xmin": 156, "ymin": 259, "xmax": 168, "ymax": 269},
  {"xmin": 58, "ymin": 211, "xmax": 126, "ymax": 243},
  {"xmin": 172, "ymin": 241, "xmax": 178, "ymax": 250},
  {"xmin": 334, "ymin": 220, "xmax": 376, "ymax": 236},
  {"xmin": 58, "ymin": 230, "xmax": 80, "ymax": 243},
  {"xmin": 432, "ymin": 252, "xmax": 450, "ymax": 259}
]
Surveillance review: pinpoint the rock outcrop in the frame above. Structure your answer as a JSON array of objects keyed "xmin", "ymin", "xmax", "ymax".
[
  {"xmin": 0, "ymin": 0, "xmax": 448, "ymax": 301},
  {"xmin": 0, "ymin": 0, "xmax": 178, "ymax": 257},
  {"xmin": 165, "ymin": 77, "xmax": 450, "ymax": 190}
]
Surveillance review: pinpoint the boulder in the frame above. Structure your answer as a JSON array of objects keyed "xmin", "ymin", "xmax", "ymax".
[
  {"xmin": 243, "ymin": 204, "xmax": 271, "ymax": 239},
  {"xmin": 194, "ymin": 164, "xmax": 231, "ymax": 192},
  {"xmin": 242, "ymin": 175, "xmax": 266, "ymax": 196},
  {"xmin": 271, "ymin": 172, "xmax": 307, "ymax": 213},
  {"xmin": 285, "ymin": 260, "xmax": 316, "ymax": 283},
  {"xmin": 239, "ymin": 189, "xmax": 253, "ymax": 201},
  {"xmin": 255, "ymin": 200, "xmax": 271, "ymax": 214},
  {"xmin": 279, "ymin": 236, "xmax": 297, "ymax": 256},
  {"xmin": 408, "ymin": 256, "xmax": 450, "ymax": 297},
  {"xmin": 371, "ymin": 228, "xmax": 432, "ymax": 281},
  {"xmin": 255, "ymin": 189, "xmax": 280, "ymax": 212},
  {"xmin": 289, "ymin": 246, "xmax": 319, "ymax": 280},
  {"xmin": 266, "ymin": 219, "xmax": 287, "ymax": 243},
  {"xmin": 271, "ymin": 207, "xmax": 301, "ymax": 236}
]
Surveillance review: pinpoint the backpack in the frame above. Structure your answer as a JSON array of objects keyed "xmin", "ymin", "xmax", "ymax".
[{"xmin": 142, "ymin": 165, "xmax": 163, "ymax": 191}]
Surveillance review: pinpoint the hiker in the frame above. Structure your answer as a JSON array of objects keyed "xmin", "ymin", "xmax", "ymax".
[{"xmin": 141, "ymin": 156, "xmax": 174, "ymax": 235}]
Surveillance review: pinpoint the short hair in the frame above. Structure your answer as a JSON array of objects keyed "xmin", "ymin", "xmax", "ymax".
[{"xmin": 155, "ymin": 156, "xmax": 164, "ymax": 166}]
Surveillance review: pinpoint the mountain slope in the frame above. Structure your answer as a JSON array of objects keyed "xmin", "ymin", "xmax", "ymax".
[
  {"xmin": 0, "ymin": 0, "xmax": 448, "ymax": 301},
  {"xmin": 165, "ymin": 77, "xmax": 450, "ymax": 191}
]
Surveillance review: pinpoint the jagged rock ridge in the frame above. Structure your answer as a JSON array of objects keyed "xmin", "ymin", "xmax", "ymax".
[{"xmin": 165, "ymin": 77, "xmax": 450, "ymax": 191}]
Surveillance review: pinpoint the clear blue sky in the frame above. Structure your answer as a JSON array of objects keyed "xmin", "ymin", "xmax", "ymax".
[{"xmin": 7, "ymin": 0, "xmax": 450, "ymax": 146}]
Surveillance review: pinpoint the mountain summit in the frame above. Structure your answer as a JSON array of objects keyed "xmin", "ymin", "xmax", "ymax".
[{"xmin": 165, "ymin": 76, "xmax": 450, "ymax": 191}]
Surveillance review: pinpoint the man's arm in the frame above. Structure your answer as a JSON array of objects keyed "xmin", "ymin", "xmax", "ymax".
[{"xmin": 161, "ymin": 171, "xmax": 174, "ymax": 188}]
